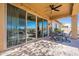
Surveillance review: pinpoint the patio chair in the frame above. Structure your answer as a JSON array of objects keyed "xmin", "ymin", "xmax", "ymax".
[
  {"xmin": 57, "ymin": 32, "xmax": 71, "ymax": 43},
  {"xmin": 50, "ymin": 32, "xmax": 71, "ymax": 43}
]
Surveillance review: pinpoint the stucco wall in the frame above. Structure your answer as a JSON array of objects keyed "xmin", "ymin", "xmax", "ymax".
[{"xmin": 0, "ymin": 4, "xmax": 7, "ymax": 51}]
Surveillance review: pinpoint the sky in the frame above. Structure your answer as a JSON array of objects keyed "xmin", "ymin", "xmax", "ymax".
[
  {"xmin": 59, "ymin": 17, "xmax": 71, "ymax": 24},
  {"xmin": 59, "ymin": 14, "xmax": 79, "ymax": 27}
]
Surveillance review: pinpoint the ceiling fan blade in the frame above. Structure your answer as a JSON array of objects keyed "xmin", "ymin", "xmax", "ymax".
[
  {"xmin": 53, "ymin": 9, "xmax": 60, "ymax": 11},
  {"xmin": 54, "ymin": 5, "xmax": 62, "ymax": 9}
]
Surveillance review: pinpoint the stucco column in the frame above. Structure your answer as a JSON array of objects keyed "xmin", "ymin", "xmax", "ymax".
[
  {"xmin": 71, "ymin": 15, "xmax": 77, "ymax": 39},
  {"xmin": 0, "ymin": 4, "xmax": 7, "ymax": 51},
  {"xmin": 48, "ymin": 20, "xmax": 52, "ymax": 36}
]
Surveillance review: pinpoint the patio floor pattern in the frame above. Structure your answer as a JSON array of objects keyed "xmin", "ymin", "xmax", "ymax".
[{"xmin": 0, "ymin": 38, "xmax": 79, "ymax": 56}]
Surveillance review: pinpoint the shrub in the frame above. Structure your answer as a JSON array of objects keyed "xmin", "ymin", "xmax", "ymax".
[{"xmin": 54, "ymin": 28, "xmax": 61, "ymax": 32}]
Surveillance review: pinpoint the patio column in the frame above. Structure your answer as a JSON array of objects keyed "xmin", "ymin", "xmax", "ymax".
[
  {"xmin": 71, "ymin": 15, "xmax": 77, "ymax": 39},
  {"xmin": 0, "ymin": 4, "xmax": 7, "ymax": 51},
  {"xmin": 48, "ymin": 20, "xmax": 52, "ymax": 36}
]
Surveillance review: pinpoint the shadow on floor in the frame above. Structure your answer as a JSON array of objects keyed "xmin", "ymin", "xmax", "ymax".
[{"xmin": 44, "ymin": 36, "xmax": 79, "ymax": 48}]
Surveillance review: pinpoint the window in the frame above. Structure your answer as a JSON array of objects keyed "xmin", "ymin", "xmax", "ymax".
[{"xmin": 7, "ymin": 4, "xmax": 26, "ymax": 48}]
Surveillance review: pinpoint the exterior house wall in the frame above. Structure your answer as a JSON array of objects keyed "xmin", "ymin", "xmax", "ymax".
[
  {"xmin": 0, "ymin": 4, "xmax": 49, "ymax": 52},
  {"xmin": 0, "ymin": 4, "xmax": 7, "ymax": 51}
]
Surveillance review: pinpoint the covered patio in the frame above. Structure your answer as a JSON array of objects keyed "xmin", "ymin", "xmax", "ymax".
[{"xmin": 0, "ymin": 3, "xmax": 79, "ymax": 56}]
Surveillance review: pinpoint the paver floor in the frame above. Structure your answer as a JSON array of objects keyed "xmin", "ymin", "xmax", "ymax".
[{"xmin": 0, "ymin": 39, "xmax": 79, "ymax": 56}]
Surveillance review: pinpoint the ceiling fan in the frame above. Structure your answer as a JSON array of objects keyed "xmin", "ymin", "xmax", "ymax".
[{"xmin": 49, "ymin": 4, "xmax": 62, "ymax": 11}]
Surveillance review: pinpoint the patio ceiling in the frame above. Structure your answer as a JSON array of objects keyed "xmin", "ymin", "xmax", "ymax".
[
  {"xmin": 22, "ymin": 3, "xmax": 74, "ymax": 20},
  {"xmin": 11, "ymin": 3, "xmax": 79, "ymax": 21}
]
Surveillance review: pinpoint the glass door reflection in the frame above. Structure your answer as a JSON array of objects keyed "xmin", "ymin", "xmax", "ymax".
[
  {"xmin": 7, "ymin": 4, "xmax": 26, "ymax": 48},
  {"xmin": 27, "ymin": 13, "xmax": 36, "ymax": 41},
  {"xmin": 43, "ymin": 20, "xmax": 48, "ymax": 37},
  {"xmin": 37, "ymin": 17, "xmax": 43, "ymax": 38}
]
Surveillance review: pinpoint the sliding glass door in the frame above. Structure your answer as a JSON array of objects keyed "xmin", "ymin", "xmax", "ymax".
[
  {"xmin": 27, "ymin": 13, "xmax": 36, "ymax": 41},
  {"xmin": 37, "ymin": 17, "xmax": 43, "ymax": 38},
  {"xmin": 18, "ymin": 9, "xmax": 26, "ymax": 44},
  {"xmin": 37, "ymin": 17, "xmax": 48, "ymax": 38},
  {"xmin": 43, "ymin": 20, "xmax": 48, "ymax": 37},
  {"xmin": 7, "ymin": 4, "xmax": 26, "ymax": 48},
  {"xmin": 7, "ymin": 4, "xmax": 48, "ymax": 48}
]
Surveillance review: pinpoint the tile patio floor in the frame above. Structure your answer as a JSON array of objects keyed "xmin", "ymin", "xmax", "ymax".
[{"xmin": 0, "ymin": 38, "xmax": 79, "ymax": 56}]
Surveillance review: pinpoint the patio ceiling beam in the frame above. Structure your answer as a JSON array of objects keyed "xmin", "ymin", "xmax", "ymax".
[{"xmin": 69, "ymin": 3, "xmax": 74, "ymax": 15}]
